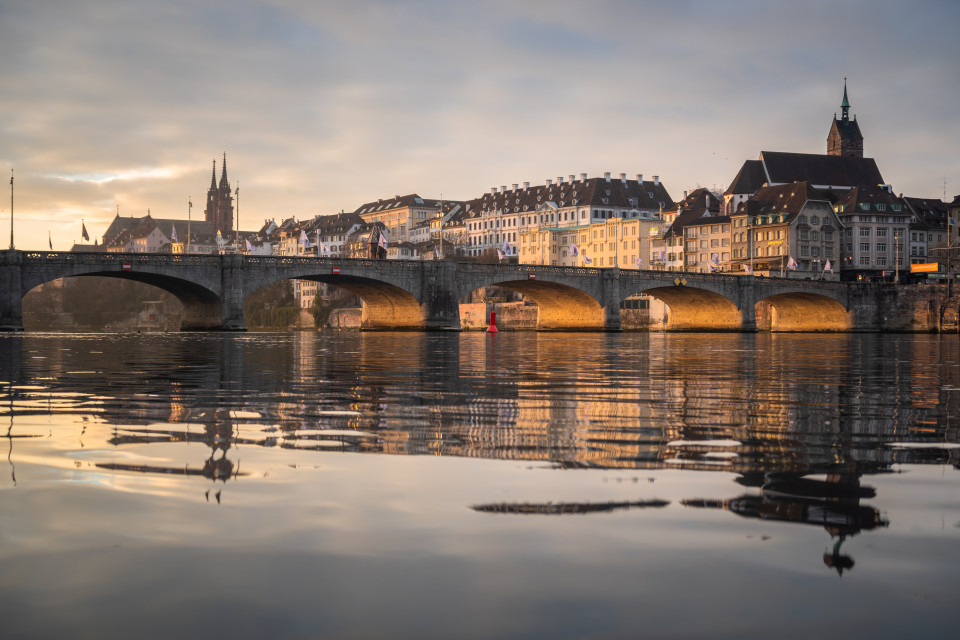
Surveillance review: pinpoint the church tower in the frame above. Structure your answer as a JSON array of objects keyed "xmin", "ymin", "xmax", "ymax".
[
  {"xmin": 204, "ymin": 154, "xmax": 234, "ymax": 234},
  {"xmin": 827, "ymin": 80, "xmax": 864, "ymax": 158}
]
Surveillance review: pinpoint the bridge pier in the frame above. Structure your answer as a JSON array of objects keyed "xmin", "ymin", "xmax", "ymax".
[
  {"xmin": 739, "ymin": 304, "xmax": 757, "ymax": 332},
  {"xmin": 221, "ymin": 254, "xmax": 246, "ymax": 331},
  {"xmin": 601, "ymin": 268, "xmax": 623, "ymax": 332},
  {"xmin": 0, "ymin": 250, "xmax": 24, "ymax": 331},
  {"xmin": 420, "ymin": 261, "xmax": 461, "ymax": 330}
]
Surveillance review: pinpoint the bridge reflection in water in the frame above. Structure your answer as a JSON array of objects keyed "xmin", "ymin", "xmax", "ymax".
[
  {"xmin": 2, "ymin": 331, "xmax": 958, "ymax": 577},
  {"xmin": 4, "ymin": 249, "xmax": 947, "ymax": 332}
]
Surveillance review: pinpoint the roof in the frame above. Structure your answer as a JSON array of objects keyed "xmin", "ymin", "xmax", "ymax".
[
  {"xmin": 834, "ymin": 185, "xmax": 906, "ymax": 215},
  {"xmin": 759, "ymin": 151, "xmax": 883, "ymax": 188},
  {"xmin": 353, "ymin": 194, "xmax": 460, "ymax": 216},
  {"xmin": 465, "ymin": 175, "xmax": 674, "ymax": 218},
  {"xmin": 724, "ymin": 160, "xmax": 767, "ymax": 195}
]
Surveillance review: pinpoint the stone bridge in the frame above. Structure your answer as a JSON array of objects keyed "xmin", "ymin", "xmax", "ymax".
[{"xmin": 0, "ymin": 250, "xmax": 950, "ymax": 332}]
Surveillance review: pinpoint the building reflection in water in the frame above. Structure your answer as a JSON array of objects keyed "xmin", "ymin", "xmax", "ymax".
[{"xmin": 0, "ymin": 331, "xmax": 957, "ymax": 557}]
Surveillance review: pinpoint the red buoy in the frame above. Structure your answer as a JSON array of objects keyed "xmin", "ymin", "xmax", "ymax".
[{"xmin": 486, "ymin": 311, "xmax": 498, "ymax": 333}]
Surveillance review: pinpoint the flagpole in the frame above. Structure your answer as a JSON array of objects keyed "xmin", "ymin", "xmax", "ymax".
[
  {"xmin": 234, "ymin": 182, "xmax": 239, "ymax": 255},
  {"xmin": 187, "ymin": 197, "xmax": 192, "ymax": 255},
  {"xmin": 9, "ymin": 169, "xmax": 14, "ymax": 250}
]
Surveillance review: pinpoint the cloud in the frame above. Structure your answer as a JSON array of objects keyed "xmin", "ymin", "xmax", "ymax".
[{"xmin": 2, "ymin": 0, "xmax": 959, "ymax": 249}]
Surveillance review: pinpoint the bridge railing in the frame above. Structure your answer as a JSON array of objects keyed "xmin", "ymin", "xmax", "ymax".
[{"xmin": 20, "ymin": 251, "xmax": 223, "ymax": 266}]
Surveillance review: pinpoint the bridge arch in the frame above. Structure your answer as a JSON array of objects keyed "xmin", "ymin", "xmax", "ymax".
[
  {"xmin": 755, "ymin": 291, "xmax": 851, "ymax": 331},
  {"xmin": 476, "ymin": 278, "xmax": 605, "ymax": 330},
  {"xmin": 21, "ymin": 264, "xmax": 225, "ymax": 330},
  {"xmin": 629, "ymin": 285, "xmax": 743, "ymax": 331}
]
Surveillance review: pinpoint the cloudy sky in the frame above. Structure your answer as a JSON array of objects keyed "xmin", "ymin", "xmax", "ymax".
[{"xmin": 2, "ymin": 0, "xmax": 958, "ymax": 249}]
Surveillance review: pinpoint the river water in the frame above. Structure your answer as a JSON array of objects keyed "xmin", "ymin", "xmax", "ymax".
[{"xmin": 1, "ymin": 331, "xmax": 958, "ymax": 639}]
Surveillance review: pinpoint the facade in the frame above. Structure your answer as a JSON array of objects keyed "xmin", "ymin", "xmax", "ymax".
[
  {"xmin": 904, "ymin": 197, "xmax": 949, "ymax": 267},
  {"xmin": 649, "ymin": 189, "xmax": 721, "ymax": 271},
  {"xmin": 353, "ymin": 194, "xmax": 461, "ymax": 245},
  {"xmin": 204, "ymin": 154, "xmax": 235, "ymax": 235},
  {"xmin": 834, "ymin": 185, "xmax": 911, "ymax": 281},
  {"xmin": 468, "ymin": 172, "xmax": 672, "ymax": 260},
  {"xmin": 729, "ymin": 182, "xmax": 842, "ymax": 276}
]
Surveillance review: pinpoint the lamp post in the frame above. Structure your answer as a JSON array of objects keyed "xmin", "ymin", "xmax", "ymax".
[
  {"xmin": 894, "ymin": 228, "xmax": 900, "ymax": 284},
  {"xmin": 438, "ymin": 193, "xmax": 444, "ymax": 260},
  {"xmin": 235, "ymin": 182, "xmax": 239, "ymax": 254},
  {"xmin": 187, "ymin": 197, "xmax": 192, "ymax": 255}
]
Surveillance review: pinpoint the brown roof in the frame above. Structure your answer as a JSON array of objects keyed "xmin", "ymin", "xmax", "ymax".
[{"xmin": 759, "ymin": 151, "xmax": 884, "ymax": 188}]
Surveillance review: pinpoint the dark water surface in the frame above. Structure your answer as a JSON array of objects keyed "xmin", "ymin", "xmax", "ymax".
[{"xmin": 1, "ymin": 332, "xmax": 958, "ymax": 639}]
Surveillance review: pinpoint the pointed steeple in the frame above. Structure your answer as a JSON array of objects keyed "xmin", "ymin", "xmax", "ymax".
[
  {"xmin": 219, "ymin": 153, "xmax": 229, "ymax": 190},
  {"xmin": 210, "ymin": 159, "xmax": 217, "ymax": 189},
  {"xmin": 840, "ymin": 77, "xmax": 850, "ymax": 122}
]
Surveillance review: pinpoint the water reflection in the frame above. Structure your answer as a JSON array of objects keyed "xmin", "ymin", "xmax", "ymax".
[{"xmin": 2, "ymin": 332, "xmax": 959, "ymax": 638}]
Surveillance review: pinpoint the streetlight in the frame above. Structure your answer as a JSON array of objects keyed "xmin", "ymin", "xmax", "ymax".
[
  {"xmin": 894, "ymin": 228, "xmax": 900, "ymax": 284},
  {"xmin": 187, "ymin": 197, "xmax": 192, "ymax": 255}
]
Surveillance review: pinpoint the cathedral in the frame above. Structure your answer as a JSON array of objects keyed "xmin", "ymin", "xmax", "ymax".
[{"xmin": 204, "ymin": 154, "xmax": 234, "ymax": 234}]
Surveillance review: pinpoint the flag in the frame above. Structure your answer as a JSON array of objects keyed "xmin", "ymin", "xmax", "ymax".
[
  {"xmin": 951, "ymin": 217, "xmax": 957, "ymax": 226},
  {"xmin": 496, "ymin": 248, "xmax": 504, "ymax": 261},
  {"xmin": 744, "ymin": 263, "xmax": 752, "ymax": 274},
  {"xmin": 787, "ymin": 256, "xmax": 798, "ymax": 270},
  {"xmin": 435, "ymin": 246, "xmax": 441, "ymax": 259},
  {"xmin": 658, "ymin": 250, "xmax": 666, "ymax": 262},
  {"xmin": 300, "ymin": 230, "xmax": 309, "ymax": 246},
  {"xmin": 635, "ymin": 257, "xmax": 642, "ymax": 267},
  {"xmin": 171, "ymin": 225, "xmax": 178, "ymax": 242},
  {"xmin": 711, "ymin": 252, "xmax": 719, "ymax": 265},
  {"xmin": 49, "ymin": 231, "xmax": 52, "ymax": 250},
  {"xmin": 583, "ymin": 254, "xmax": 593, "ymax": 265},
  {"xmin": 81, "ymin": 221, "xmax": 90, "ymax": 241},
  {"xmin": 378, "ymin": 232, "xmax": 387, "ymax": 250},
  {"xmin": 502, "ymin": 237, "xmax": 510, "ymax": 255},
  {"xmin": 824, "ymin": 259, "xmax": 832, "ymax": 273},
  {"xmin": 245, "ymin": 238, "xmax": 255, "ymax": 252},
  {"xmin": 319, "ymin": 241, "xmax": 329, "ymax": 256}
]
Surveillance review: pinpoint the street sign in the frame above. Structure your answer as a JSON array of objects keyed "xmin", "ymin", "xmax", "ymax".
[
  {"xmin": 528, "ymin": 273, "xmax": 536, "ymax": 280},
  {"xmin": 333, "ymin": 266, "xmax": 340, "ymax": 275},
  {"xmin": 122, "ymin": 262, "xmax": 131, "ymax": 271}
]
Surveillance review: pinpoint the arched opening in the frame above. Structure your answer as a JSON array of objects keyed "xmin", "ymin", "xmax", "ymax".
[
  {"xmin": 21, "ymin": 274, "xmax": 225, "ymax": 331},
  {"xmin": 756, "ymin": 293, "xmax": 851, "ymax": 332},
  {"xmin": 638, "ymin": 286, "xmax": 742, "ymax": 331},
  {"xmin": 246, "ymin": 276, "xmax": 423, "ymax": 331},
  {"xmin": 458, "ymin": 279, "xmax": 604, "ymax": 331}
]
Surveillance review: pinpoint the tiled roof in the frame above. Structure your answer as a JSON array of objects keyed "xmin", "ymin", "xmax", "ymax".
[
  {"xmin": 724, "ymin": 160, "xmax": 766, "ymax": 195},
  {"xmin": 760, "ymin": 151, "xmax": 884, "ymax": 188},
  {"xmin": 465, "ymin": 175, "xmax": 673, "ymax": 217}
]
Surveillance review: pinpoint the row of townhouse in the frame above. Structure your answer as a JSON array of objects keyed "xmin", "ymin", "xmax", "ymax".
[{"xmin": 646, "ymin": 181, "xmax": 956, "ymax": 281}]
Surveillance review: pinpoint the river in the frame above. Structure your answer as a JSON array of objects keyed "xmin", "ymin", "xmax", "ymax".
[{"xmin": 1, "ymin": 331, "xmax": 958, "ymax": 639}]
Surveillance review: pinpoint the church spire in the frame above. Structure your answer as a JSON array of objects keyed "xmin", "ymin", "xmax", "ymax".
[
  {"xmin": 219, "ymin": 153, "xmax": 229, "ymax": 190},
  {"xmin": 210, "ymin": 159, "xmax": 217, "ymax": 190},
  {"xmin": 840, "ymin": 77, "xmax": 851, "ymax": 122}
]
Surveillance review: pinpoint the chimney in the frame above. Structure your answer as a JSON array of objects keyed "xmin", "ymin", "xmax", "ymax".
[
  {"xmin": 512, "ymin": 183, "xmax": 518, "ymax": 192},
  {"xmin": 546, "ymin": 179, "xmax": 553, "ymax": 187},
  {"xmin": 637, "ymin": 174, "xmax": 643, "ymax": 183},
  {"xmin": 684, "ymin": 191, "xmax": 688, "ymax": 199},
  {"xmin": 620, "ymin": 173, "xmax": 627, "ymax": 183},
  {"xmin": 604, "ymin": 172, "xmax": 611, "ymax": 182},
  {"xmin": 523, "ymin": 181, "xmax": 530, "ymax": 189},
  {"xmin": 501, "ymin": 185, "xmax": 507, "ymax": 193},
  {"xmin": 491, "ymin": 187, "xmax": 496, "ymax": 195},
  {"xmin": 581, "ymin": 173, "xmax": 587, "ymax": 181},
  {"xmin": 569, "ymin": 174, "xmax": 575, "ymax": 183},
  {"xmin": 653, "ymin": 175, "xmax": 660, "ymax": 186},
  {"xmin": 557, "ymin": 176, "xmax": 564, "ymax": 184}
]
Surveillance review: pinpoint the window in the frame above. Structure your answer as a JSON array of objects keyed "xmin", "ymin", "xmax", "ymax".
[
  {"xmin": 811, "ymin": 246, "xmax": 820, "ymax": 257},
  {"xmin": 877, "ymin": 243, "xmax": 887, "ymax": 253},
  {"xmin": 811, "ymin": 215, "xmax": 820, "ymax": 225},
  {"xmin": 860, "ymin": 228, "xmax": 871, "ymax": 237},
  {"xmin": 876, "ymin": 256, "xmax": 887, "ymax": 266},
  {"xmin": 860, "ymin": 256, "xmax": 871, "ymax": 266},
  {"xmin": 877, "ymin": 228, "xmax": 887, "ymax": 237},
  {"xmin": 800, "ymin": 245, "xmax": 809, "ymax": 256},
  {"xmin": 812, "ymin": 231, "xmax": 819, "ymax": 241},
  {"xmin": 860, "ymin": 242, "xmax": 870, "ymax": 252},
  {"xmin": 799, "ymin": 230, "xmax": 809, "ymax": 240}
]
